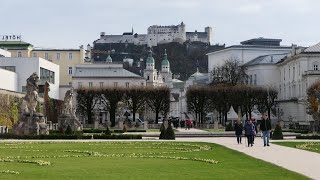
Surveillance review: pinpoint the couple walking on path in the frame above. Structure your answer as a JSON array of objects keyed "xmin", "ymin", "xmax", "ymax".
[{"xmin": 234, "ymin": 115, "xmax": 271, "ymax": 147}]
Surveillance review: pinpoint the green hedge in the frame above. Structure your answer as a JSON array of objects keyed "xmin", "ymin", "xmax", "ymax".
[
  {"xmin": 282, "ymin": 129, "xmax": 309, "ymax": 134},
  {"xmin": 0, "ymin": 134, "xmax": 142, "ymax": 140},
  {"xmin": 296, "ymin": 135, "xmax": 320, "ymax": 139},
  {"xmin": 82, "ymin": 129, "xmax": 147, "ymax": 134}
]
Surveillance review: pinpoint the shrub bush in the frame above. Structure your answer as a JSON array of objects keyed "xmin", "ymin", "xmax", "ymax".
[
  {"xmin": 65, "ymin": 125, "xmax": 73, "ymax": 135},
  {"xmin": 296, "ymin": 135, "xmax": 320, "ymax": 139},
  {"xmin": 105, "ymin": 126, "xmax": 111, "ymax": 135},
  {"xmin": 159, "ymin": 123, "xmax": 166, "ymax": 139},
  {"xmin": 225, "ymin": 122, "xmax": 234, "ymax": 131},
  {"xmin": 165, "ymin": 124, "xmax": 175, "ymax": 140},
  {"xmin": 282, "ymin": 129, "xmax": 309, "ymax": 134},
  {"xmin": 83, "ymin": 129, "xmax": 105, "ymax": 133},
  {"xmin": 0, "ymin": 134, "xmax": 142, "ymax": 139},
  {"xmin": 272, "ymin": 124, "xmax": 284, "ymax": 140}
]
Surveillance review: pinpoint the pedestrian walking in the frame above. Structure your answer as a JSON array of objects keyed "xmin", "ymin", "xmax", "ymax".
[
  {"xmin": 252, "ymin": 118, "xmax": 258, "ymax": 144},
  {"xmin": 260, "ymin": 114, "xmax": 272, "ymax": 147},
  {"xmin": 186, "ymin": 119, "xmax": 191, "ymax": 130},
  {"xmin": 234, "ymin": 120, "xmax": 243, "ymax": 144},
  {"xmin": 244, "ymin": 119, "xmax": 255, "ymax": 147}
]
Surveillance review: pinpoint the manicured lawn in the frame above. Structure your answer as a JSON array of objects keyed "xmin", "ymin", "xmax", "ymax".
[
  {"xmin": 274, "ymin": 142, "xmax": 320, "ymax": 154},
  {"xmin": 0, "ymin": 141, "xmax": 308, "ymax": 179}
]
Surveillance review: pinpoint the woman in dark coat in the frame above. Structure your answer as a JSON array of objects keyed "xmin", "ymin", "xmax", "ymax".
[
  {"xmin": 244, "ymin": 120, "xmax": 255, "ymax": 147},
  {"xmin": 234, "ymin": 121, "xmax": 243, "ymax": 144}
]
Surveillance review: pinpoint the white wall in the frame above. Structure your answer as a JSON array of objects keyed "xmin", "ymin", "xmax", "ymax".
[
  {"xmin": 0, "ymin": 68, "xmax": 17, "ymax": 91},
  {"xmin": 73, "ymin": 78, "xmax": 145, "ymax": 89},
  {"xmin": 0, "ymin": 57, "xmax": 60, "ymax": 99},
  {"xmin": 246, "ymin": 64, "xmax": 280, "ymax": 87},
  {"xmin": 0, "ymin": 49, "xmax": 11, "ymax": 57},
  {"xmin": 207, "ymin": 47, "xmax": 292, "ymax": 74}
]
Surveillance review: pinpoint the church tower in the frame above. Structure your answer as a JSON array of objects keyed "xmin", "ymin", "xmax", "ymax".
[
  {"xmin": 160, "ymin": 49, "xmax": 173, "ymax": 88},
  {"xmin": 144, "ymin": 49, "xmax": 158, "ymax": 86}
]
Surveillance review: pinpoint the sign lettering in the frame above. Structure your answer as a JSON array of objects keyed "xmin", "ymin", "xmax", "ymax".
[{"xmin": 0, "ymin": 35, "xmax": 22, "ymax": 41}]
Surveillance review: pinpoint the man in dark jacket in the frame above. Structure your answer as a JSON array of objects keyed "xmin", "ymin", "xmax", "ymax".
[{"xmin": 260, "ymin": 115, "xmax": 272, "ymax": 147}]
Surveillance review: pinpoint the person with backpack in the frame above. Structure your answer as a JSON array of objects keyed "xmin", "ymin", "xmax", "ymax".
[{"xmin": 260, "ymin": 114, "xmax": 272, "ymax": 147}]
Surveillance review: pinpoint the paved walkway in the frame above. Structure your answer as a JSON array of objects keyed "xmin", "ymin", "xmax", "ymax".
[
  {"xmin": 177, "ymin": 137, "xmax": 320, "ymax": 180},
  {"xmin": 175, "ymin": 127, "xmax": 208, "ymax": 133}
]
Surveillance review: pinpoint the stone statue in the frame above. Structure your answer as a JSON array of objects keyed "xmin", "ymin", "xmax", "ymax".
[
  {"xmin": 62, "ymin": 88, "xmax": 74, "ymax": 115},
  {"xmin": 13, "ymin": 73, "xmax": 49, "ymax": 135},
  {"xmin": 58, "ymin": 88, "xmax": 82, "ymax": 131},
  {"xmin": 23, "ymin": 72, "xmax": 39, "ymax": 117}
]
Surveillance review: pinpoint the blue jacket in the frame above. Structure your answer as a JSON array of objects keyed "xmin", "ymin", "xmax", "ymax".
[{"xmin": 244, "ymin": 122, "xmax": 255, "ymax": 136}]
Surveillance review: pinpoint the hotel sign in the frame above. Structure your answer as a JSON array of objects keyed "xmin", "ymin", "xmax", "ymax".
[{"xmin": 1, "ymin": 35, "xmax": 22, "ymax": 41}]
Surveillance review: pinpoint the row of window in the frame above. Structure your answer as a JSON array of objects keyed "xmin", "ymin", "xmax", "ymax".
[
  {"xmin": 281, "ymin": 63, "xmax": 319, "ymax": 81},
  {"xmin": 40, "ymin": 67, "xmax": 55, "ymax": 84},
  {"xmin": 0, "ymin": 66, "xmax": 15, "ymax": 72},
  {"xmin": 17, "ymin": 51, "xmax": 73, "ymax": 60},
  {"xmin": 78, "ymin": 82, "xmax": 144, "ymax": 88}
]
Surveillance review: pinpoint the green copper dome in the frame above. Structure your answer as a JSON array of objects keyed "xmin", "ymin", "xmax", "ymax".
[
  {"xmin": 146, "ymin": 49, "xmax": 155, "ymax": 64},
  {"xmin": 161, "ymin": 49, "xmax": 170, "ymax": 66}
]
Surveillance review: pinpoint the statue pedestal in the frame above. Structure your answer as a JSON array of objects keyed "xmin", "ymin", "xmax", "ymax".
[
  {"xmin": 118, "ymin": 120, "xmax": 124, "ymax": 130},
  {"xmin": 13, "ymin": 113, "xmax": 49, "ymax": 135},
  {"xmin": 58, "ymin": 114, "xmax": 83, "ymax": 131},
  {"xmin": 144, "ymin": 121, "xmax": 148, "ymax": 130},
  {"xmin": 214, "ymin": 120, "xmax": 219, "ymax": 130}
]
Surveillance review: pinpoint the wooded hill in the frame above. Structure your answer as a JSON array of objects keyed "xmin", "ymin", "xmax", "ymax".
[{"xmin": 92, "ymin": 42, "xmax": 225, "ymax": 80}]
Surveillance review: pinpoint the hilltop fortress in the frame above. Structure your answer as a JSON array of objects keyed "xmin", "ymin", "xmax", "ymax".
[{"xmin": 95, "ymin": 22, "xmax": 212, "ymax": 47}]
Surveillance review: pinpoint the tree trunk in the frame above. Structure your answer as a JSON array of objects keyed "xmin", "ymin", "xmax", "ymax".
[
  {"xmin": 87, "ymin": 109, "xmax": 92, "ymax": 124},
  {"xmin": 155, "ymin": 109, "xmax": 159, "ymax": 124},
  {"xmin": 110, "ymin": 106, "xmax": 116, "ymax": 127},
  {"xmin": 224, "ymin": 112, "xmax": 228, "ymax": 126}
]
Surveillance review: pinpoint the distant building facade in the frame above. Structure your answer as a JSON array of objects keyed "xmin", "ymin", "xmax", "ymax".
[
  {"xmin": 95, "ymin": 22, "xmax": 212, "ymax": 47},
  {"xmin": 207, "ymin": 37, "xmax": 292, "ymax": 82},
  {"xmin": 0, "ymin": 57, "xmax": 60, "ymax": 99},
  {"xmin": 0, "ymin": 41, "xmax": 86, "ymax": 87}
]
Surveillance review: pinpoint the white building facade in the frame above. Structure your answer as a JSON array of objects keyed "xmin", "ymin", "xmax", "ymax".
[
  {"xmin": 207, "ymin": 38, "xmax": 292, "ymax": 81},
  {"xmin": 0, "ymin": 57, "xmax": 60, "ymax": 99}
]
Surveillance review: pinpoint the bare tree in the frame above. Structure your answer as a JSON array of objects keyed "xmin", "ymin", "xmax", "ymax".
[
  {"xmin": 186, "ymin": 86, "xmax": 210, "ymax": 124},
  {"xmin": 76, "ymin": 88, "xmax": 99, "ymax": 124},
  {"xmin": 100, "ymin": 88, "xmax": 126, "ymax": 127},
  {"xmin": 124, "ymin": 87, "xmax": 147, "ymax": 123},
  {"xmin": 146, "ymin": 87, "xmax": 170, "ymax": 124},
  {"xmin": 211, "ymin": 58, "xmax": 248, "ymax": 86}
]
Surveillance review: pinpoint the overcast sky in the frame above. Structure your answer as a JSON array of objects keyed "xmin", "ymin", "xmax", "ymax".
[{"xmin": 1, "ymin": 0, "xmax": 319, "ymax": 48}]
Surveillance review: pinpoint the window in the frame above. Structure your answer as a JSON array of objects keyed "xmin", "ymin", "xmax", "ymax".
[
  {"xmin": 68, "ymin": 67, "xmax": 73, "ymax": 75},
  {"xmin": 89, "ymin": 82, "xmax": 93, "ymax": 87},
  {"xmin": 147, "ymin": 76, "xmax": 149, "ymax": 80},
  {"xmin": 0, "ymin": 66, "xmax": 15, "ymax": 72},
  {"xmin": 141, "ymin": 82, "xmax": 144, "ymax": 86},
  {"xmin": 126, "ymin": 82, "xmax": 129, "ymax": 88},
  {"xmin": 114, "ymin": 82, "xmax": 118, "ymax": 87},
  {"xmin": 163, "ymin": 78, "xmax": 165, "ymax": 82},
  {"xmin": 56, "ymin": 53, "xmax": 61, "ymax": 60},
  {"xmin": 17, "ymin": 52, "xmax": 22, "ymax": 57},
  {"xmin": 250, "ymin": 75, "xmax": 252, "ymax": 84},
  {"xmin": 40, "ymin": 67, "xmax": 55, "ymax": 84},
  {"xmin": 45, "ymin": 53, "xmax": 49, "ymax": 60},
  {"xmin": 293, "ymin": 67, "xmax": 295, "ymax": 80},
  {"xmin": 314, "ymin": 64, "xmax": 318, "ymax": 70},
  {"xmin": 99, "ymin": 82, "xmax": 104, "ymax": 88},
  {"xmin": 154, "ymin": 76, "xmax": 155, "ymax": 80},
  {"xmin": 68, "ymin": 52, "xmax": 73, "ymax": 60},
  {"xmin": 78, "ymin": 82, "xmax": 82, "ymax": 88}
]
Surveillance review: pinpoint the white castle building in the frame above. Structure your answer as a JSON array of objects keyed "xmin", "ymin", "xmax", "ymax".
[{"xmin": 95, "ymin": 22, "xmax": 212, "ymax": 47}]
